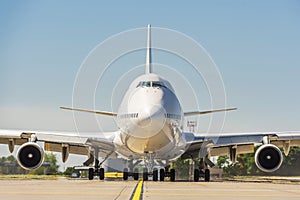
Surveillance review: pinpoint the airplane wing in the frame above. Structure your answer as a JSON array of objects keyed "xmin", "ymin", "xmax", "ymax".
[
  {"xmin": 182, "ymin": 131, "xmax": 300, "ymax": 160},
  {"xmin": 60, "ymin": 107, "xmax": 117, "ymax": 116},
  {"xmin": 184, "ymin": 108, "xmax": 237, "ymax": 117},
  {"xmin": 0, "ymin": 129, "xmax": 117, "ymax": 164}
]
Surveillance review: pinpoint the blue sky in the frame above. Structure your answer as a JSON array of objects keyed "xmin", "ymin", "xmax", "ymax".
[{"xmin": 0, "ymin": 1, "xmax": 300, "ymax": 168}]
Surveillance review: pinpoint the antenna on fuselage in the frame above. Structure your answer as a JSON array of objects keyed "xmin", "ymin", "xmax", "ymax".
[{"xmin": 145, "ymin": 24, "xmax": 152, "ymax": 74}]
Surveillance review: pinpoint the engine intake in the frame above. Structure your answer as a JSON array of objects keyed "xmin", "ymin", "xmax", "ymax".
[
  {"xmin": 17, "ymin": 142, "xmax": 44, "ymax": 170},
  {"xmin": 255, "ymin": 144, "xmax": 283, "ymax": 172}
]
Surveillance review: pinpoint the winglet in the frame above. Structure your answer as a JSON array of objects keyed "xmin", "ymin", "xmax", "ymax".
[{"xmin": 145, "ymin": 24, "xmax": 152, "ymax": 74}]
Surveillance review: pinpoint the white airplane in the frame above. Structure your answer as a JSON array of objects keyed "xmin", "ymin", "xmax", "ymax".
[{"xmin": 1, "ymin": 25, "xmax": 300, "ymax": 182}]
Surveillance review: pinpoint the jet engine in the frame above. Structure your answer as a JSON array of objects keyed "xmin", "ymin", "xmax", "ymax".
[
  {"xmin": 254, "ymin": 144, "xmax": 283, "ymax": 172},
  {"xmin": 16, "ymin": 142, "xmax": 44, "ymax": 170}
]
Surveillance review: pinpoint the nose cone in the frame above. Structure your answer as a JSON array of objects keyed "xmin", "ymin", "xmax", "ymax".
[
  {"xmin": 137, "ymin": 112, "xmax": 152, "ymax": 127},
  {"xmin": 124, "ymin": 104, "xmax": 166, "ymax": 139},
  {"xmin": 137, "ymin": 105, "xmax": 165, "ymax": 127}
]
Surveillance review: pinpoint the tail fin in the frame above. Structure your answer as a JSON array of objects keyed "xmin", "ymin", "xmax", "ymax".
[{"xmin": 145, "ymin": 24, "xmax": 152, "ymax": 74}]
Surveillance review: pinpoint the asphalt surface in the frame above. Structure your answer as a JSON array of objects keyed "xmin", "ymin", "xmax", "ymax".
[{"xmin": 0, "ymin": 179, "xmax": 299, "ymax": 200}]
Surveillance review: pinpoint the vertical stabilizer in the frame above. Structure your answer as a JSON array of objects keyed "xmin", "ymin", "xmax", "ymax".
[{"xmin": 145, "ymin": 24, "xmax": 152, "ymax": 74}]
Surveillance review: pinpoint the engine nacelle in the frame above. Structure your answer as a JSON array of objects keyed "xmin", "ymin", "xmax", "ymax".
[
  {"xmin": 16, "ymin": 142, "xmax": 44, "ymax": 170},
  {"xmin": 255, "ymin": 144, "xmax": 283, "ymax": 172}
]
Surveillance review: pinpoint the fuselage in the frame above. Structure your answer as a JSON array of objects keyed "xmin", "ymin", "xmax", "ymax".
[
  {"xmin": 113, "ymin": 73, "xmax": 188, "ymax": 160},
  {"xmin": 111, "ymin": 25, "xmax": 192, "ymax": 161}
]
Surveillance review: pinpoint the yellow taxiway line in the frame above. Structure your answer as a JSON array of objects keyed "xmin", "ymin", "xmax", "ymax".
[{"xmin": 131, "ymin": 180, "xmax": 144, "ymax": 200}]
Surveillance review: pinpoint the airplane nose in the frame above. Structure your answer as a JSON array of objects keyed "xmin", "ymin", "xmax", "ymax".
[
  {"xmin": 138, "ymin": 113, "xmax": 152, "ymax": 127},
  {"xmin": 137, "ymin": 105, "xmax": 166, "ymax": 128}
]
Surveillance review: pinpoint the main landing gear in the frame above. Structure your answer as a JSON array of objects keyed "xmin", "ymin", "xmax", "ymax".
[
  {"xmin": 86, "ymin": 147, "xmax": 111, "ymax": 180},
  {"xmin": 122, "ymin": 168, "xmax": 139, "ymax": 181},
  {"xmin": 142, "ymin": 166, "xmax": 176, "ymax": 182},
  {"xmin": 193, "ymin": 168, "xmax": 210, "ymax": 182},
  {"xmin": 88, "ymin": 166, "xmax": 105, "ymax": 180},
  {"xmin": 121, "ymin": 158, "xmax": 176, "ymax": 181},
  {"xmin": 193, "ymin": 157, "xmax": 213, "ymax": 182},
  {"xmin": 119, "ymin": 166, "xmax": 176, "ymax": 181}
]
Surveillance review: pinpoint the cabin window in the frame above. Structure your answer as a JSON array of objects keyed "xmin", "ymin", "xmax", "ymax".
[
  {"xmin": 165, "ymin": 113, "xmax": 181, "ymax": 120},
  {"xmin": 118, "ymin": 113, "xmax": 139, "ymax": 119}
]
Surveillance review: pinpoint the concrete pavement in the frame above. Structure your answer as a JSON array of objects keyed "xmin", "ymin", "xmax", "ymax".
[{"xmin": 0, "ymin": 179, "xmax": 299, "ymax": 200}]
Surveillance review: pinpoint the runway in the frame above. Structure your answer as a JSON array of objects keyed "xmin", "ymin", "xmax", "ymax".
[{"xmin": 0, "ymin": 179, "xmax": 299, "ymax": 200}]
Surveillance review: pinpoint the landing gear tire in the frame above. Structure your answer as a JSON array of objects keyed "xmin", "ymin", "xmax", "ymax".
[
  {"xmin": 99, "ymin": 168, "xmax": 105, "ymax": 180},
  {"xmin": 153, "ymin": 168, "xmax": 158, "ymax": 181},
  {"xmin": 159, "ymin": 168, "xmax": 165, "ymax": 182},
  {"xmin": 143, "ymin": 168, "xmax": 148, "ymax": 181},
  {"xmin": 133, "ymin": 168, "xmax": 139, "ymax": 180},
  {"xmin": 123, "ymin": 168, "xmax": 128, "ymax": 181},
  {"xmin": 204, "ymin": 169, "xmax": 210, "ymax": 182},
  {"xmin": 88, "ymin": 168, "xmax": 94, "ymax": 180},
  {"xmin": 170, "ymin": 169, "xmax": 175, "ymax": 182},
  {"xmin": 194, "ymin": 169, "xmax": 199, "ymax": 182}
]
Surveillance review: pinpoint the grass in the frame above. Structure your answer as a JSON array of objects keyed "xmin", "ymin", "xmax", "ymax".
[
  {"xmin": 223, "ymin": 175, "xmax": 300, "ymax": 184},
  {"xmin": 0, "ymin": 174, "xmax": 62, "ymax": 180}
]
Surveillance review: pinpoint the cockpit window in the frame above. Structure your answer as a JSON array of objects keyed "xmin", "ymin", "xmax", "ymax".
[
  {"xmin": 142, "ymin": 81, "xmax": 151, "ymax": 87},
  {"xmin": 137, "ymin": 81, "xmax": 151, "ymax": 87},
  {"xmin": 152, "ymin": 81, "xmax": 164, "ymax": 87},
  {"xmin": 137, "ymin": 81, "xmax": 165, "ymax": 88}
]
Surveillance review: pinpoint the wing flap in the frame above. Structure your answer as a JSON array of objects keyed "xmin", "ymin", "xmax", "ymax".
[
  {"xmin": 34, "ymin": 132, "xmax": 88, "ymax": 145},
  {"xmin": 44, "ymin": 142, "xmax": 88, "ymax": 155},
  {"xmin": 210, "ymin": 144, "xmax": 254, "ymax": 157},
  {"xmin": 0, "ymin": 129, "xmax": 116, "ymax": 157},
  {"xmin": 272, "ymin": 139, "xmax": 300, "ymax": 147},
  {"xmin": 184, "ymin": 131, "xmax": 300, "ymax": 158},
  {"xmin": 0, "ymin": 138, "xmax": 27, "ymax": 146}
]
